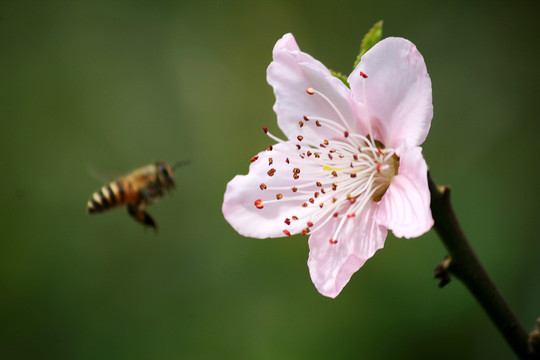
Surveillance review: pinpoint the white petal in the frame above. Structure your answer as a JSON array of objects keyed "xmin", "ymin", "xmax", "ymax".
[
  {"xmin": 308, "ymin": 203, "xmax": 387, "ymax": 298},
  {"xmin": 267, "ymin": 34, "xmax": 363, "ymax": 145},
  {"xmin": 374, "ymin": 146, "xmax": 433, "ymax": 238},
  {"xmin": 223, "ymin": 142, "xmax": 322, "ymax": 238},
  {"xmin": 348, "ymin": 37, "xmax": 433, "ymax": 149}
]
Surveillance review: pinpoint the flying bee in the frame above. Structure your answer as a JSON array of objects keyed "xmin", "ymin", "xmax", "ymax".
[{"xmin": 87, "ymin": 161, "xmax": 187, "ymax": 231}]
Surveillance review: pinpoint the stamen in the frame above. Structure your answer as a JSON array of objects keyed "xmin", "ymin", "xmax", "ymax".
[
  {"xmin": 283, "ymin": 229, "xmax": 291, "ymax": 236},
  {"xmin": 254, "ymin": 199, "xmax": 264, "ymax": 209}
]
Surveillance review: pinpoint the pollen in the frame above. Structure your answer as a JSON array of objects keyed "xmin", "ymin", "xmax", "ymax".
[{"xmin": 254, "ymin": 199, "xmax": 264, "ymax": 209}]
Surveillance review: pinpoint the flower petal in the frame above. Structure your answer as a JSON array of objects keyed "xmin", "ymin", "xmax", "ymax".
[
  {"xmin": 374, "ymin": 146, "xmax": 433, "ymax": 238},
  {"xmin": 308, "ymin": 203, "xmax": 387, "ymax": 298},
  {"xmin": 348, "ymin": 37, "xmax": 433, "ymax": 149},
  {"xmin": 223, "ymin": 142, "xmax": 322, "ymax": 238},
  {"xmin": 267, "ymin": 34, "xmax": 363, "ymax": 144}
]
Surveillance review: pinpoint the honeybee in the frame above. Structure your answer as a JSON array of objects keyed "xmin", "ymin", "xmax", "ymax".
[{"xmin": 87, "ymin": 161, "xmax": 187, "ymax": 231}]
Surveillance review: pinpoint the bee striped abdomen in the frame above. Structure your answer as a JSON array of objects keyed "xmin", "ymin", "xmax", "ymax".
[{"xmin": 87, "ymin": 181, "xmax": 125, "ymax": 214}]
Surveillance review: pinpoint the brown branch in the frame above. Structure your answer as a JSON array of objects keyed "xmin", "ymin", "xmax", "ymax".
[{"xmin": 428, "ymin": 173, "xmax": 537, "ymax": 359}]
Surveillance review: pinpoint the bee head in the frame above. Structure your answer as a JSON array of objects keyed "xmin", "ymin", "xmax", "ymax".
[{"xmin": 156, "ymin": 162, "xmax": 175, "ymax": 189}]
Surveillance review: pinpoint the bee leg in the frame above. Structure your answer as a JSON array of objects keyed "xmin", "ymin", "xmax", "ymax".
[{"xmin": 127, "ymin": 204, "xmax": 158, "ymax": 232}]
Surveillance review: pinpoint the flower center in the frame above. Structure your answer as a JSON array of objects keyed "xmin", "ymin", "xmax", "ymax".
[{"xmin": 254, "ymin": 84, "xmax": 400, "ymax": 243}]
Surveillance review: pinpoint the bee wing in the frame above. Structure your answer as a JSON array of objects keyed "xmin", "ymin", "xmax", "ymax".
[{"xmin": 87, "ymin": 165, "xmax": 125, "ymax": 183}]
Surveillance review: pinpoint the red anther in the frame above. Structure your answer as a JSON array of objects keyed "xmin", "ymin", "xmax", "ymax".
[
  {"xmin": 316, "ymin": 181, "xmax": 322, "ymax": 187},
  {"xmin": 349, "ymin": 198, "xmax": 356, "ymax": 204},
  {"xmin": 306, "ymin": 87, "xmax": 315, "ymax": 95},
  {"xmin": 360, "ymin": 71, "xmax": 368, "ymax": 78},
  {"xmin": 250, "ymin": 155, "xmax": 259, "ymax": 162},
  {"xmin": 319, "ymin": 203, "xmax": 324, "ymax": 208},
  {"xmin": 301, "ymin": 228, "xmax": 310, "ymax": 235},
  {"xmin": 307, "ymin": 221, "xmax": 314, "ymax": 227},
  {"xmin": 377, "ymin": 147, "xmax": 385, "ymax": 155},
  {"xmin": 284, "ymin": 218, "xmax": 291, "ymax": 225},
  {"xmin": 299, "ymin": 121, "xmax": 304, "ymax": 127},
  {"xmin": 344, "ymin": 131, "xmax": 349, "ymax": 138},
  {"xmin": 331, "ymin": 171, "xmax": 338, "ymax": 177},
  {"xmin": 377, "ymin": 163, "xmax": 382, "ymax": 173},
  {"xmin": 302, "ymin": 202, "xmax": 308, "ymax": 207},
  {"xmin": 286, "ymin": 158, "xmax": 290, "ymax": 164},
  {"xmin": 291, "ymin": 186, "xmax": 298, "ymax": 192},
  {"xmin": 309, "ymin": 198, "xmax": 315, "ymax": 204},
  {"xmin": 283, "ymin": 229, "xmax": 292, "ymax": 236},
  {"xmin": 254, "ymin": 199, "xmax": 264, "ymax": 209},
  {"xmin": 297, "ymin": 135, "xmax": 304, "ymax": 141},
  {"xmin": 314, "ymin": 191, "xmax": 320, "ymax": 198},
  {"xmin": 350, "ymin": 173, "xmax": 357, "ymax": 178},
  {"xmin": 329, "ymin": 239, "xmax": 338, "ymax": 244},
  {"xmin": 268, "ymin": 145, "xmax": 273, "ymax": 151},
  {"xmin": 353, "ymin": 154, "xmax": 358, "ymax": 160},
  {"xmin": 303, "ymin": 115, "xmax": 310, "ymax": 121},
  {"xmin": 328, "ymin": 154, "xmax": 333, "ymax": 160},
  {"xmin": 333, "ymin": 212, "xmax": 339, "ymax": 217},
  {"xmin": 259, "ymin": 183, "xmax": 267, "ymax": 190},
  {"xmin": 263, "ymin": 126, "xmax": 269, "ymax": 133},
  {"xmin": 315, "ymin": 120, "xmax": 321, "ymax": 127},
  {"xmin": 296, "ymin": 144, "xmax": 301, "ymax": 150},
  {"xmin": 292, "ymin": 216, "xmax": 298, "ymax": 220},
  {"xmin": 267, "ymin": 168, "xmax": 276, "ymax": 176},
  {"xmin": 268, "ymin": 158, "xmax": 273, "ymax": 165},
  {"xmin": 276, "ymin": 193, "xmax": 283, "ymax": 200},
  {"xmin": 347, "ymin": 213, "xmax": 356, "ymax": 218}
]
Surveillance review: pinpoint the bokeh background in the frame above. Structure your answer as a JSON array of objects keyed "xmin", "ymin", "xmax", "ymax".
[{"xmin": 1, "ymin": 0, "xmax": 539, "ymax": 359}]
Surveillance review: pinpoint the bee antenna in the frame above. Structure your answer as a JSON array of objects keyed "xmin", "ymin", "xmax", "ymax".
[{"xmin": 172, "ymin": 160, "xmax": 190, "ymax": 170}]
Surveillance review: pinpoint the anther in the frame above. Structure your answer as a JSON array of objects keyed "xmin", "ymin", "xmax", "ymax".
[
  {"xmin": 360, "ymin": 71, "xmax": 368, "ymax": 78},
  {"xmin": 291, "ymin": 186, "xmax": 298, "ymax": 192},
  {"xmin": 314, "ymin": 192, "xmax": 320, "ymax": 198},
  {"xmin": 292, "ymin": 216, "xmax": 298, "ymax": 220},
  {"xmin": 303, "ymin": 115, "xmax": 310, "ymax": 121},
  {"xmin": 307, "ymin": 221, "xmax": 314, "ymax": 227},
  {"xmin": 316, "ymin": 121, "xmax": 321, "ymax": 127},
  {"xmin": 263, "ymin": 126, "xmax": 269, "ymax": 133},
  {"xmin": 350, "ymin": 173, "xmax": 357, "ymax": 178},
  {"xmin": 309, "ymin": 198, "xmax": 315, "ymax": 204},
  {"xmin": 293, "ymin": 174, "xmax": 299, "ymax": 180},
  {"xmin": 344, "ymin": 131, "xmax": 349, "ymax": 137},
  {"xmin": 347, "ymin": 213, "xmax": 356, "ymax": 218},
  {"xmin": 316, "ymin": 181, "xmax": 322, "ymax": 187},
  {"xmin": 331, "ymin": 171, "xmax": 338, "ymax": 177},
  {"xmin": 376, "ymin": 163, "xmax": 382, "ymax": 173},
  {"xmin": 276, "ymin": 193, "xmax": 283, "ymax": 200},
  {"xmin": 319, "ymin": 203, "xmax": 324, "ymax": 208},
  {"xmin": 333, "ymin": 212, "xmax": 339, "ymax": 217},
  {"xmin": 329, "ymin": 239, "xmax": 338, "ymax": 244},
  {"xmin": 293, "ymin": 168, "xmax": 300, "ymax": 174},
  {"xmin": 283, "ymin": 229, "xmax": 291, "ymax": 236},
  {"xmin": 299, "ymin": 121, "xmax": 304, "ymax": 127},
  {"xmin": 254, "ymin": 199, "xmax": 264, "ymax": 209},
  {"xmin": 267, "ymin": 168, "xmax": 276, "ymax": 176},
  {"xmin": 250, "ymin": 155, "xmax": 259, "ymax": 162},
  {"xmin": 297, "ymin": 135, "xmax": 304, "ymax": 141},
  {"xmin": 306, "ymin": 88, "xmax": 315, "ymax": 95},
  {"xmin": 268, "ymin": 158, "xmax": 273, "ymax": 165},
  {"xmin": 286, "ymin": 158, "xmax": 290, "ymax": 164},
  {"xmin": 301, "ymin": 229, "xmax": 309, "ymax": 235},
  {"xmin": 268, "ymin": 145, "xmax": 273, "ymax": 151},
  {"xmin": 296, "ymin": 144, "xmax": 301, "ymax": 150},
  {"xmin": 284, "ymin": 218, "xmax": 291, "ymax": 225},
  {"xmin": 259, "ymin": 183, "xmax": 267, "ymax": 190},
  {"xmin": 302, "ymin": 203, "xmax": 308, "ymax": 207}
]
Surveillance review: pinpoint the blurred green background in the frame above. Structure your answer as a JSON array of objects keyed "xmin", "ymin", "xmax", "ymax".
[{"xmin": 1, "ymin": 0, "xmax": 539, "ymax": 359}]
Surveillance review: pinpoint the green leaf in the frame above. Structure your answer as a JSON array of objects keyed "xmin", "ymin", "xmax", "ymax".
[
  {"xmin": 329, "ymin": 69, "xmax": 349, "ymax": 87},
  {"xmin": 353, "ymin": 20, "xmax": 383, "ymax": 69}
]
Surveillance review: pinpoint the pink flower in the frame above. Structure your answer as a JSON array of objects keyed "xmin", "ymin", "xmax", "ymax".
[{"xmin": 223, "ymin": 33, "xmax": 434, "ymax": 298}]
